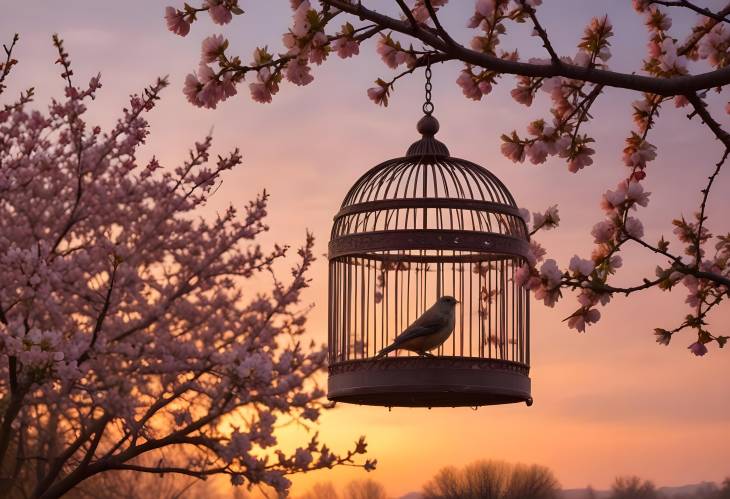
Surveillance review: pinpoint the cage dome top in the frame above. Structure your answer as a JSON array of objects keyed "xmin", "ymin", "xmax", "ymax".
[{"xmin": 329, "ymin": 114, "xmax": 530, "ymax": 265}]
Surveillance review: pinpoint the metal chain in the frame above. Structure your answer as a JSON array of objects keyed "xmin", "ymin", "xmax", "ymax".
[{"xmin": 423, "ymin": 55, "xmax": 434, "ymax": 116}]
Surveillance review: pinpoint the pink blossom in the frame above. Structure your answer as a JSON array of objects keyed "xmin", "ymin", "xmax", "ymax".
[
  {"xmin": 533, "ymin": 205, "xmax": 560, "ymax": 231},
  {"xmin": 526, "ymin": 141, "xmax": 548, "ymax": 164},
  {"xmin": 475, "ymin": 0, "xmax": 497, "ymax": 18},
  {"xmin": 292, "ymin": 1, "xmax": 312, "ymax": 37},
  {"xmin": 367, "ymin": 82, "xmax": 389, "ymax": 107},
  {"xmin": 688, "ymin": 341, "xmax": 708, "ymax": 356},
  {"xmin": 514, "ymin": 263, "xmax": 532, "ymax": 287},
  {"xmin": 573, "ymin": 51, "xmax": 591, "ymax": 67},
  {"xmin": 511, "ymin": 86, "xmax": 533, "ymax": 106},
  {"xmin": 591, "ymin": 219, "xmax": 616, "ymax": 244},
  {"xmin": 539, "ymin": 259, "xmax": 562, "ymax": 289},
  {"xmin": 333, "ymin": 37, "xmax": 359, "ymax": 59},
  {"xmin": 201, "ymin": 34, "xmax": 227, "ymax": 63},
  {"xmin": 568, "ymin": 147, "xmax": 594, "ymax": 173},
  {"xmin": 376, "ymin": 36, "xmax": 413, "ymax": 69},
  {"xmin": 623, "ymin": 180, "xmax": 650, "ymax": 208},
  {"xmin": 285, "ymin": 59, "xmax": 314, "ymax": 86},
  {"xmin": 165, "ymin": 7, "xmax": 190, "ymax": 37},
  {"xmin": 457, "ymin": 71, "xmax": 482, "ymax": 100},
  {"xmin": 624, "ymin": 217, "xmax": 644, "ymax": 239},
  {"xmin": 697, "ymin": 24, "xmax": 729, "ymax": 67},
  {"xmin": 567, "ymin": 308, "xmax": 601, "ymax": 332},
  {"xmin": 569, "ymin": 255, "xmax": 594, "ymax": 277},
  {"xmin": 249, "ymin": 68, "xmax": 275, "ymax": 104},
  {"xmin": 183, "ymin": 73, "xmax": 203, "ymax": 107},
  {"xmin": 602, "ymin": 187, "xmax": 625, "ymax": 212},
  {"xmin": 501, "ymin": 141, "xmax": 525, "ymax": 162},
  {"xmin": 205, "ymin": 0, "xmax": 233, "ymax": 25},
  {"xmin": 658, "ymin": 38, "xmax": 687, "ymax": 74},
  {"xmin": 623, "ymin": 139, "xmax": 656, "ymax": 168}
]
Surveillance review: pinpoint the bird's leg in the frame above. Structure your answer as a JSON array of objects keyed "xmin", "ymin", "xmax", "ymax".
[{"xmin": 418, "ymin": 351, "xmax": 435, "ymax": 358}]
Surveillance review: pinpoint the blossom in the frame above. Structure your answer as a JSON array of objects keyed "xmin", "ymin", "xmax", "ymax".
[
  {"xmin": 624, "ymin": 217, "xmax": 644, "ymax": 239},
  {"xmin": 514, "ymin": 263, "xmax": 532, "ymax": 287},
  {"xmin": 249, "ymin": 68, "xmax": 276, "ymax": 103},
  {"xmin": 367, "ymin": 80, "xmax": 389, "ymax": 106},
  {"xmin": 532, "ymin": 205, "xmax": 560, "ymax": 231},
  {"xmin": 201, "ymin": 34, "xmax": 228, "ymax": 63},
  {"xmin": 376, "ymin": 35, "xmax": 414, "ymax": 69},
  {"xmin": 658, "ymin": 38, "xmax": 687, "ymax": 74},
  {"xmin": 501, "ymin": 141, "xmax": 525, "ymax": 162},
  {"xmin": 457, "ymin": 71, "xmax": 482, "ymax": 100},
  {"xmin": 285, "ymin": 59, "xmax": 314, "ymax": 86},
  {"xmin": 698, "ymin": 24, "xmax": 730, "ymax": 67},
  {"xmin": 333, "ymin": 37, "xmax": 359, "ymax": 59},
  {"xmin": 591, "ymin": 220, "xmax": 616, "ymax": 244},
  {"xmin": 567, "ymin": 144, "xmax": 595, "ymax": 173},
  {"xmin": 526, "ymin": 141, "xmax": 548, "ymax": 165},
  {"xmin": 539, "ymin": 259, "xmax": 562, "ymax": 289},
  {"xmin": 567, "ymin": 308, "xmax": 601, "ymax": 332},
  {"xmin": 165, "ymin": 7, "xmax": 190, "ymax": 36},
  {"xmin": 291, "ymin": 1, "xmax": 312, "ymax": 37},
  {"xmin": 183, "ymin": 73, "xmax": 203, "ymax": 106},
  {"xmin": 688, "ymin": 341, "xmax": 708, "ymax": 356},
  {"xmin": 654, "ymin": 328, "xmax": 671, "ymax": 345},
  {"xmin": 569, "ymin": 255, "xmax": 594, "ymax": 276},
  {"xmin": 205, "ymin": 0, "xmax": 234, "ymax": 25},
  {"xmin": 511, "ymin": 86, "xmax": 533, "ymax": 106}
]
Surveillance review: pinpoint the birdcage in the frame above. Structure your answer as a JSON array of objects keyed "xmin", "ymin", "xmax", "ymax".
[{"xmin": 326, "ymin": 109, "xmax": 533, "ymax": 408}]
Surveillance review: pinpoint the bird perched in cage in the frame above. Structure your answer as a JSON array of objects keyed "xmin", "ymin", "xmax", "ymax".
[{"xmin": 375, "ymin": 296, "xmax": 458, "ymax": 359}]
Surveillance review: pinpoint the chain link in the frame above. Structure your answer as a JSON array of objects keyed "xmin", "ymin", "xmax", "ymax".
[{"xmin": 422, "ymin": 56, "xmax": 434, "ymax": 116}]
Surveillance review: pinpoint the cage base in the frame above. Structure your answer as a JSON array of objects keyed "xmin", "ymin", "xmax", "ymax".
[{"xmin": 327, "ymin": 357, "xmax": 531, "ymax": 408}]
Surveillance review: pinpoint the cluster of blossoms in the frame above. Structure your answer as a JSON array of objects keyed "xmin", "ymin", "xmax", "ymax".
[
  {"xmin": 0, "ymin": 39, "xmax": 373, "ymax": 496},
  {"xmin": 168, "ymin": 0, "xmax": 374, "ymax": 108},
  {"xmin": 500, "ymin": 16, "xmax": 613, "ymax": 173}
]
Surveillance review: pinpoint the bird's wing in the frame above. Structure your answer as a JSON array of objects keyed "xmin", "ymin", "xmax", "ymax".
[{"xmin": 393, "ymin": 317, "xmax": 444, "ymax": 344}]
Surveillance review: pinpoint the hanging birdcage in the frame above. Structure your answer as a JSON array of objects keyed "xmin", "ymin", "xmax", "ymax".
[{"xmin": 327, "ymin": 65, "xmax": 532, "ymax": 408}]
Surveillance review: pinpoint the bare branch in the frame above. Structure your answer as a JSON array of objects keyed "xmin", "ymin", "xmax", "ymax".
[{"xmin": 649, "ymin": 0, "xmax": 730, "ymax": 23}]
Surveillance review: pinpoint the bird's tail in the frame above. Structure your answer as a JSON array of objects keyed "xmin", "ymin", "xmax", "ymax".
[{"xmin": 375, "ymin": 343, "xmax": 397, "ymax": 359}]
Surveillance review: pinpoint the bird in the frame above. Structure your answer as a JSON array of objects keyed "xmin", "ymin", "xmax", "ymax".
[{"xmin": 375, "ymin": 296, "xmax": 458, "ymax": 359}]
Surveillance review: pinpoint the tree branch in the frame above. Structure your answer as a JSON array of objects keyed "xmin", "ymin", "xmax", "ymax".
[
  {"xmin": 323, "ymin": 0, "xmax": 730, "ymax": 96},
  {"xmin": 649, "ymin": 0, "xmax": 730, "ymax": 23},
  {"xmin": 523, "ymin": 3, "xmax": 561, "ymax": 65}
]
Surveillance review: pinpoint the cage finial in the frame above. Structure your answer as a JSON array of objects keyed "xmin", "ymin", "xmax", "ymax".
[{"xmin": 407, "ymin": 56, "xmax": 450, "ymax": 158}]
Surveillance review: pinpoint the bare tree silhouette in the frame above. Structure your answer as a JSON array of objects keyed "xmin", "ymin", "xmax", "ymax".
[
  {"xmin": 344, "ymin": 479, "xmax": 388, "ymax": 499},
  {"xmin": 299, "ymin": 482, "xmax": 340, "ymax": 499},
  {"xmin": 610, "ymin": 476, "xmax": 660, "ymax": 499},
  {"xmin": 423, "ymin": 460, "xmax": 559, "ymax": 499}
]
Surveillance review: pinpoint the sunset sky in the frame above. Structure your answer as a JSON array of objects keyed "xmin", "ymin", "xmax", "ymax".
[{"xmin": 3, "ymin": 1, "xmax": 730, "ymax": 496}]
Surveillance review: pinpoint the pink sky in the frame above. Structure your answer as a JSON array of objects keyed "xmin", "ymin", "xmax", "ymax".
[{"xmin": 3, "ymin": 1, "xmax": 729, "ymax": 496}]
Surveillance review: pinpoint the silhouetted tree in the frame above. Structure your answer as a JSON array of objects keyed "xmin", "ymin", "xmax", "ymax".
[
  {"xmin": 719, "ymin": 478, "xmax": 730, "ymax": 499},
  {"xmin": 299, "ymin": 482, "xmax": 340, "ymax": 499},
  {"xmin": 610, "ymin": 476, "xmax": 660, "ymax": 499},
  {"xmin": 423, "ymin": 460, "xmax": 559, "ymax": 499},
  {"xmin": 344, "ymin": 479, "xmax": 388, "ymax": 499}
]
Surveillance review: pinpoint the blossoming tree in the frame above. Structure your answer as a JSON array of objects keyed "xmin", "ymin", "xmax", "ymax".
[
  {"xmin": 164, "ymin": 0, "xmax": 730, "ymax": 355},
  {"xmin": 0, "ymin": 35, "xmax": 373, "ymax": 498}
]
